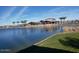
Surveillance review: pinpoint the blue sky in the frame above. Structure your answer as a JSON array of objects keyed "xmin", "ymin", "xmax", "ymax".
[{"xmin": 0, "ymin": 6, "xmax": 79, "ymax": 25}]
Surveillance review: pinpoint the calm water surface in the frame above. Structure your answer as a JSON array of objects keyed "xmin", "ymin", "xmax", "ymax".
[{"xmin": 0, "ymin": 26, "xmax": 63, "ymax": 52}]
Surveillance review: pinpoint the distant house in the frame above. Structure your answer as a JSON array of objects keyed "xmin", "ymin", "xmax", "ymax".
[
  {"xmin": 75, "ymin": 20, "xmax": 79, "ymax": 24},
  {"xmin": 66, "ymin": 20, "xmax": 79, "ymax": 24}
]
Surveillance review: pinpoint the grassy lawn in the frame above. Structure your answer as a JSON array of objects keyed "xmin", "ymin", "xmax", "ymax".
[{"xmin": 37, "ymin": 32, "xmax": 79, "ymax": 52}]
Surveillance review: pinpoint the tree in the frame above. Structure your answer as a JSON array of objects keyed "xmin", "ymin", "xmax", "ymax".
[
  {"xmin": 17, "ymin": 21, "xmax": 19, "ymax": 24},
  {"xmin": 40, "ymin": 20, "xmax": 44, "ymax": 23},
  {"xmin": 59, "ymin": 17, "xmax": 66, "ymax": 24},
  {"xmin": 12, "ymin": 21, "xmax": 15, "ymax": 24},
  {"xmin": 21, "ymin": 20, "xmax": 27, "ymax": 24},
  {"xmin": 28, "ymin": 22, "xmax": 36, "ymax": 25},
  {"xmin": 23, "ymin": 20, "xmax": 27, "ymax": 23}
]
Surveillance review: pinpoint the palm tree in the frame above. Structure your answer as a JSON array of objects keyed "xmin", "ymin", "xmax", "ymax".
[
  {"xmin": 23, "ymin": 20, "xmax": 27, "ymax": 23},
  {"xmin": 63, "ymin": 17, "xmax": 66, "ymax": 24},
  {"xmin": 17, "ymin": 21, "xmax": 19, "ymax": 24},
  {"xmin": 12, "ymin": 21, "xmax": 15, "ymax": 24},
  {"xmin": 59, "ymin": 17, "xmax": 66, "ymax": 24},
  {"xmin": 21, "ymin": 20, "xmax": 27, "ymax": 24},
  {"xmin": 21, "ymin": 20, "xmax": 24, "ymax": 24}
]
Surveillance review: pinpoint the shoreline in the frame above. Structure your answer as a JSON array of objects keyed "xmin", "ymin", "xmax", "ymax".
[
  {"xmin": 34, "ymin": 28, "xmax": 62, "ymax": 45},
  {"xmin": 0, "ymin": 24, "xmax": 59, "ymax": 29},
  {"xmin": 34, "ymin": 33, "xmax": 58, "ymax": 45},
  {"xmin": 18, "ymin": 32, "xmax": 79, "ymax": 53}
]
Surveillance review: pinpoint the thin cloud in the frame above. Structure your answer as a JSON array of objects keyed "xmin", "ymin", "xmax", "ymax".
[
  {"xmin": 2, "ymin": 6, "xmax": 17, "ymax": 20},
  {"xmin": 13, "ymin": 6, "xmax": 29, "ymax": 20},
  {"xmin": 16, "ymin": 6, "xmax": 28, "ymax": 17},
  {"xmin": 47, "ymin": 6, "xmax": 79, "ymax": 14}
]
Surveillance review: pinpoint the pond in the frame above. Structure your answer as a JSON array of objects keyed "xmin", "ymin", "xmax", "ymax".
[{"xmin": 0, "ymin": 26, "xmax": 63, "ymax": 52}]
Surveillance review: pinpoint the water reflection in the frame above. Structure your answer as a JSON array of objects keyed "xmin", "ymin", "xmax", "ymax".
[{"xmin": 0, "ymin": 26, "xmax": 63, "ymax": 52}]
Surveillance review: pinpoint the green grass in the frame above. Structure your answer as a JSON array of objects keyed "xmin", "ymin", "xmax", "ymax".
[{"xmin": 37, "ymin": 32, "xmax": 79, "ymax": 52}]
